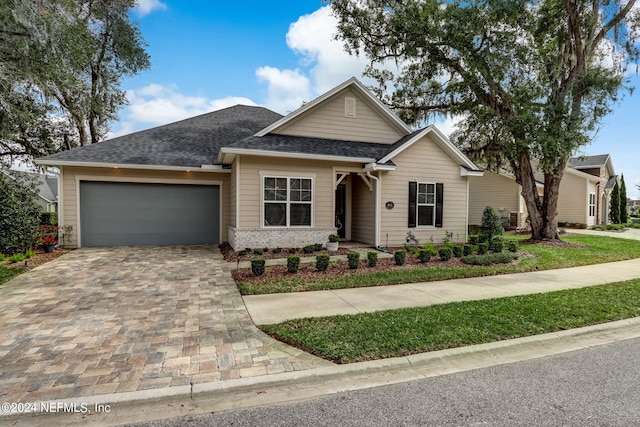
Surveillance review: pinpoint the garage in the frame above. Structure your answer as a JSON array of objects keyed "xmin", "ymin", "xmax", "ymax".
[{"xmin": 79, "ymin": 181, "xmax": 220, "ymax": 246}]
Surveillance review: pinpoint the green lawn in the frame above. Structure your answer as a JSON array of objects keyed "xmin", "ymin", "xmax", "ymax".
[
  {"xmin": 262, "ymin": 279, "xmax": 640, "ymax": 364},
  {"xmin": 239, "ymin": 234, "xmax": 640, "ymax": 294},
  {"xmin": 0, "ymin": 265, "xmax": 23, "ymax": 285}
]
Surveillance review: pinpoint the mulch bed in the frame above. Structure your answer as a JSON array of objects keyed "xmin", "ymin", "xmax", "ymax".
[
  {"xmin": 220, "ymin": 241, "xmax": 354, "ymax": 262},
  {"xmin": 520, "ymin": 238, "xmax": 589, "ymax": 248},
  {"xmin": 2, "ymin": 247, "xmax": 74, "ymax": 271}
]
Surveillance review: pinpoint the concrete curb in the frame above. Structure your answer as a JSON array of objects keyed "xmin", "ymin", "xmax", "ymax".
[{"xmin": 6, "ymin": 316, "xmax": 640, "ymax": 426}]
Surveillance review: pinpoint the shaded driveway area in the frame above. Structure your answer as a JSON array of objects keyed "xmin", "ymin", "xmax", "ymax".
[{"xmin": 0, "ymin": 246, "xmax": 331, "ymax": 403}]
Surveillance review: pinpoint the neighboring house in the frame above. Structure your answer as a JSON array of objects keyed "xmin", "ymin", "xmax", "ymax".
[
  {"xmin": 35, "ymin": 78, "xmax": 483, "ymax": 249},
  {"xmin": 469, "ymin": 154, "xmax": 617, "ymax": 229},
  {"xmin": 628, "ymin": 199, "xmax": 640, "ymax": 217},
  {"xmin": 1, "ymin": 170, "xmax": 58, "ymax": 213}
]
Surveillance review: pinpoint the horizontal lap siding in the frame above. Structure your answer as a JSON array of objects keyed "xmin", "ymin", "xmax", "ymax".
[
  {"xmin": 468, "ymin": 171, "xmax": 520, "ymax": 226},
  {"xmin": 557, "ymin": 173, "xmax": 588, "ymax": 224},
  {"xmin": 237, "ymin": 156, "xmax": 352, "ymax": 229},
  {"xmin": 61, "ymin": 166, "xmax": 230, "ymax": 247},
  {"xmin": 380, "ymin": 134, "xmax": 469, "ymax": 245},
  {"xmin": 274, "ymin": 89, "xmax": 403, "ymax": 144}
]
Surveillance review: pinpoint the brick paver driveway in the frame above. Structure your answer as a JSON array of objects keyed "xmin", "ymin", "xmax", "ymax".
[{"xmin": 0, "ymin": 246, "xmax": 331, "ymax": 403}]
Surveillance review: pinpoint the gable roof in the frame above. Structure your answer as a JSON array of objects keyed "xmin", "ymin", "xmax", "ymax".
[
  {"xmin": 569, "ymin": 154, "xmax": 615, "ymax": 177},
  {"xmin": 255, "ymin": 77, "xmax": 411, "ymax": 137},
  {"xmin": 2, "ymin": 170, "xmax": 58, "ymax": 203},
  {"xmin": 37, "ymin": 106, "xmax": 283, "ymax": 170}
]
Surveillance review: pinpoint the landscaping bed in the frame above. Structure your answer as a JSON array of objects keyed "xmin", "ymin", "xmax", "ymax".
[{"xmin": 0, "ymin": 247, "xmax": 72, "ymax": 285}]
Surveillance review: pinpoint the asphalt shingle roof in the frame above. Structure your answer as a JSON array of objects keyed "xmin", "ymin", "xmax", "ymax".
[
  {"xmin": 569, "ymin": 154, "xmax": 610, "ymax": 168},
  {"xmin": 2, "ymin": 170, "xmax": 58, "ymax": 202},
  {"xmin": 40, "ymin": 106, "xmax": 283, "ymax": 167}
]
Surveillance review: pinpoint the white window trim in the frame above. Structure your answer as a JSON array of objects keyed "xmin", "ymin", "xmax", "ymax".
[
  {"xmin": 588, "ymin": 192, "xmax": 596, "ymax": 217},
  {"xmin": 261, "ymin": 175, "xmax": 314, "ymax": 228},
  {"xmin": 417, "ymin": 182, "xmax": 437, "ymax": 227}
]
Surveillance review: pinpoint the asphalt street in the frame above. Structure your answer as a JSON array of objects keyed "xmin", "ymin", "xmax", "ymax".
[{"xmin": 130, "ymin": 337, "xmax": 640, "ymax": 427}]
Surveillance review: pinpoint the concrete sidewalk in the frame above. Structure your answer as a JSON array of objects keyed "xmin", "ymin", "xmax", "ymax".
[{"xmin": 244, "ymin": 258, "xmax": 640, "ymax": 325}]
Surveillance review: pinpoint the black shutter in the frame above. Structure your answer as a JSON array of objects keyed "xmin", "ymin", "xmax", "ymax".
[
  {"xmin": 435, "ymin": 183, "xmax": 444, "ymax": 227},
  {"xmin": 408, "ymin": 181, "xmax": 417, "ymax": 228}
]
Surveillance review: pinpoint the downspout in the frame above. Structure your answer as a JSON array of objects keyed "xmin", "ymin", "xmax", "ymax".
[{"xmin": 366, "ymin": 170, "xmax": 381, "ymax": 248}]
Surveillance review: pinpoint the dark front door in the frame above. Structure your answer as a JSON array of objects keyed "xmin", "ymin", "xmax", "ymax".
[{"xmin": 335, "ymin": 184, "xmax": 347, "ymax": 238}]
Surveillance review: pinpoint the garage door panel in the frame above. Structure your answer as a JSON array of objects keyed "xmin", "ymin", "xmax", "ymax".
[{"xmin": 80, "ymin": 182, "xmax": 220, "ymax": 246}]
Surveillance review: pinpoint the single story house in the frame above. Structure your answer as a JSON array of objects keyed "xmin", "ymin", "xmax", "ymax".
[
  {"xmin": 1, "ymin": 170, "xmax": 58, "ymax": 213},
  {"xmin": 469, "ymin": 154, "xmax": 617, "ymax": 229},
  {"xmin": 36, "ymin": 78, "xmax": 483, "ymax": 249}
]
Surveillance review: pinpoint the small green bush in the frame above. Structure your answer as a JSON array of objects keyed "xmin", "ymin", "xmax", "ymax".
[
  {"xmin": 40, "ymin": 212, "xmax": 58, "ymax": 226},
  {"xmin": 491, "ymin": 241, "xmax": 504, "ymax": 253},
  {"xmin": 272, "ymin": 247, "xmax": 282, "ymax": 254},
  {"xmin": 468, "ymin": 235, "xmax": 480, "ymax": 245},
  {"xmin": 315, "ymin": 254, "xmax": 330, "ymax": 271},
  {"xmin": 303, "ymin": 245, "xmax": 315, "ymax": 254},
  {"xmin": 251, "ymin": 258, "xmax": 266, "ymax": 276},
  {"xmin": 25, "ymin": 249, "xmax": 35, "ymax": 258},
  {"xmin": 288, "ymin": 248, "xmax": 298, "ymax": 254},
  {"xmin": 9, "ymin": 253, "xmax": 26, "ymax": 264},
  {"xmin": 461, "ymin": 252, "xmax": 518, "ymax": 266},
  {"xmin": 453, "ymin": 245, "xmax": 463, "ymax": 257},
  {"xmin": 508, "ymin": 240, "xmax": 518, "ymax": 253},
  {"xmin": 423, "ymin": 243, "xmax": 437, "ymax": 253},
  {"xmin": 481, "ymin": 206, "xmax": 504, "ymax": 243},
  {"xmin": 418, "ymin": 249, "xmax": 432, "ymax": 263},
  {"xmin": 463, "ymin": 244, "xmax": 475, "ymax": 256},
  {"xmin": 244, "ymin": 247, "xmax": 252, "ymax": 253},
  {"xmin": 238, "ymin": 250, "xmax": 247, "ymax": 257},
  {"xmin": 314, "ymin": 243, "xmax": 323, "ymax": 251},
  {"xmin": 478, "ymin": 242, "xmax": 489, "ymax": 255},
  {"xmin": 262, "ymin": 247, "xmax": 269, "ymax": 253},
  {"xmin": 252, "ymin": 248, "xmax": 264, "ymax": 256},
  {"xmin": 347, "ymin": 252, "xmax": 360, "ymax": 269},
  {"xmin": 404, "ymin": 245, "xmax": 419, "ymax": 256},
  {"xmin": 287, "ymin": 256, "xmax": 300, "ymax": 273},
  {"xmin": 0, "ymin": 253, "xmax": 5, "ymax": 261},
  {"xmin": 394, "ymin": 250, "xmax": 406, "ymax": 266},
  {"xmin": 438, "ymin": 247, "xmax": 452, "ymax": 261},
  {"xmin": 367, "ymin": 251, "xmax": 378, "ymax": 267}
]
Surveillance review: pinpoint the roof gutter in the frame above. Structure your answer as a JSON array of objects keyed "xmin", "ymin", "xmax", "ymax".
[
  {"xmin": 219, "ymin": 147, "xmax": 377, "ymax": 164},
  {"xmin": 34, "ymin": 159, "xmax": 230, "ymax": 173}
]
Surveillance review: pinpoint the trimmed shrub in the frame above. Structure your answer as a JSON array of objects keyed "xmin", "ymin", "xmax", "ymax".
[
  {"xmin": 287, "ymin": 256, "xmax": 300, "ymax": 273},
  {"xmin": 252, "ymin": 248, "xmax": 264, "ymax": 256},
  {"xmin": 468, "ymin": 235, "xmax": 480, "ymax": 245},
  {"xmin": 453, "ymin": 245, "xmax": 463, "ymax": 257},
  {"xmin": 404, "ymin": 245, "xmax": 419, "ymax": 256},
  {"xmin": 423, "ymin": 243, "xmax": 437, "ymax": 253},
  {"xmin": 314, "ymin": 243, "xmax": 323, "ymax": 251},
  {"xmin": 272, "ymin": 247, "xmax": 282, "ymax": 254},
  {"xmin": 481, "ymin": 206, "xmax": 504, "ymax": 244},
  {"xmin": 25, "ymin": 249, "xmax": 35, "ymax": 258},
  {"xmin": 315, "ymin": 254, "xmax": 330, "ymax": 271},
  {"xmin": 303, "ymin": 245, "xmax": 315, "ymax": 254},
  {"xmin": 238, "ymin": 250, "xmax": 247, "ymax": 257},
  {"xmin": 508, "ymin": 240, "xmax": 518, "ymax": 253},
  {"xmin": 491, "ymin": 240, "xmax": 504, "ymax": 253},
  {"xmin": 251, "ymin": 258, "xmax": 266, "ymax": 276},
  {"xmin": 394, "ymin": 250, "xmax": 406, "ymax": 266},
  {"xmin": 463, "ymin": 244, "xmax": 475, "ymax": 256},
  {"xmin": 461, "ymin": 252, "xmax": 518, "ymax": 266},
  {"xmin": 347, "ymin": 252, "xmax": 360, "ymax": 269},
  {"xmin": 244, "ymin": 248, "xmax": 252, "ymax": 253},
  {"xmin": 438, "ymin": 247, "xmax": 452, "ymax": 261},
  {"xmin": 0, "ymin": 174, "xmax": 41, "ymax": 255},
  {"xmin": 288, "ymin": 248, "xmax": 298, "ymax": 254},
  {"xmin": 40, "ymin": 212, "xmax": 58, "ymax": 226},
  {"xmin": 478, "ymin": 242, "xmax": 489, "ymax": 255},
  {"xmin": 418, "ymin": 249, "xmax": 432, "ymax": 263},
  {"xmin": 262, "ymin": 247, "xmax": 269, "ymax": 253},
  {"xmin": 367, "ymin": 251, "xmax": 378, "ymax": 267}
]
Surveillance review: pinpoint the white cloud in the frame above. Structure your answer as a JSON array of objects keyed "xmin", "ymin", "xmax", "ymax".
[
  {"xmin": 255, "ymin": 67, "xmax": 311, "ymax": 113},
  {"xmin": 108, "ymin": 84, "xmax": 257, "ymax": 139},
  {"xmin": 256, "ymin": 6, "xmax": 372, "ymax": 111},
  {"xmin": 135, "ymin": 0, "xmax": 167, "ymax": 17}
]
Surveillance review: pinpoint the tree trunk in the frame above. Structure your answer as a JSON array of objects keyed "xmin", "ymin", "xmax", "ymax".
[{"xmin": 515, "ymin": 150, "xmax": 564, "ymax": 240}]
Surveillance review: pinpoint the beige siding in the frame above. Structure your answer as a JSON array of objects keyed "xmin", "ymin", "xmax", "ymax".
[
  {"xmin": 61, "ymin": 166, "xmax": 230, "ymax": 247},
  {"xmin": 468, "ymin": 171, "xmax": 521, "ymax": 226},
  {"xmin": 557, "ymin": 172, "xmax": 589, "ymax": 225},
  {"xmin": 274, "ymin": 89, "xmax": 404, "ymax": 144},
  {"xmin": 236, "ymin": 156, "xmax": 360, "ymax": 229},
  {"xmin": 230, "ymin": 158, "xmax": 238, "ymax": 227},
  {"xmin": 380, "ymin": 133, "xmax": 469, "ymax": 245},
  {"xmin": 351, "ymin": 175, "xmax": 376, "ymax": 245}
]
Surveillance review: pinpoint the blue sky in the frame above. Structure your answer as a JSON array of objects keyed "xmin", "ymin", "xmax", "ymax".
[{"xmin": 120, "ymin": 0, "xmax": 640, "ymax": 197}]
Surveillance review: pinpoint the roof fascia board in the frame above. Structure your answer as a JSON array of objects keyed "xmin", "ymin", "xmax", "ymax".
[
  {"xmin": 255, "ymin": 77, "xmax": 411, "ymax": 137},
  {"xmin": 34, "ymin": 159, "xmax": 230, "ymax": 173},
  {"xmin": 220, "ymin": 147, "xmax": 375, "ymax": 163},
  {"xmin": 565, "ymin": 167, "xmax": 603, "ymax": 182},
  {"xmin": 379, "ymin": 125, "xmax": 480, "ymax": 171}
]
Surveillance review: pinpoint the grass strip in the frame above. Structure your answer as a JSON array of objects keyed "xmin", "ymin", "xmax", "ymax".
[
  {"xmin": 262, "ymin": 279, "xmax": 640, "ymax": 364},
  {"xmin": 239, "ymin": 235, "xmax": 640, "ymax": 294},
  {"xmin": 0, "ymin": 266, "xmax": 23, "ymax": 285}
]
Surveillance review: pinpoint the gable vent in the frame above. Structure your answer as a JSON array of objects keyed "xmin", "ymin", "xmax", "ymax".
[{"xmin": 345, "ymin": 97, "xmax": 356, "ymax": 118}]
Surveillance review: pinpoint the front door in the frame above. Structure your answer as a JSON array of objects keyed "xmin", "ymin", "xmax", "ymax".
[{"xmin": 335, "ymin": 184, "xmax": 347, "ymax": 238}]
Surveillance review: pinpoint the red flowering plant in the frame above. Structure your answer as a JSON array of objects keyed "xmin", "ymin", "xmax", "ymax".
[{"xmin": 36, "ymin": 236, "xmax": 58, "ymax": 246}]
